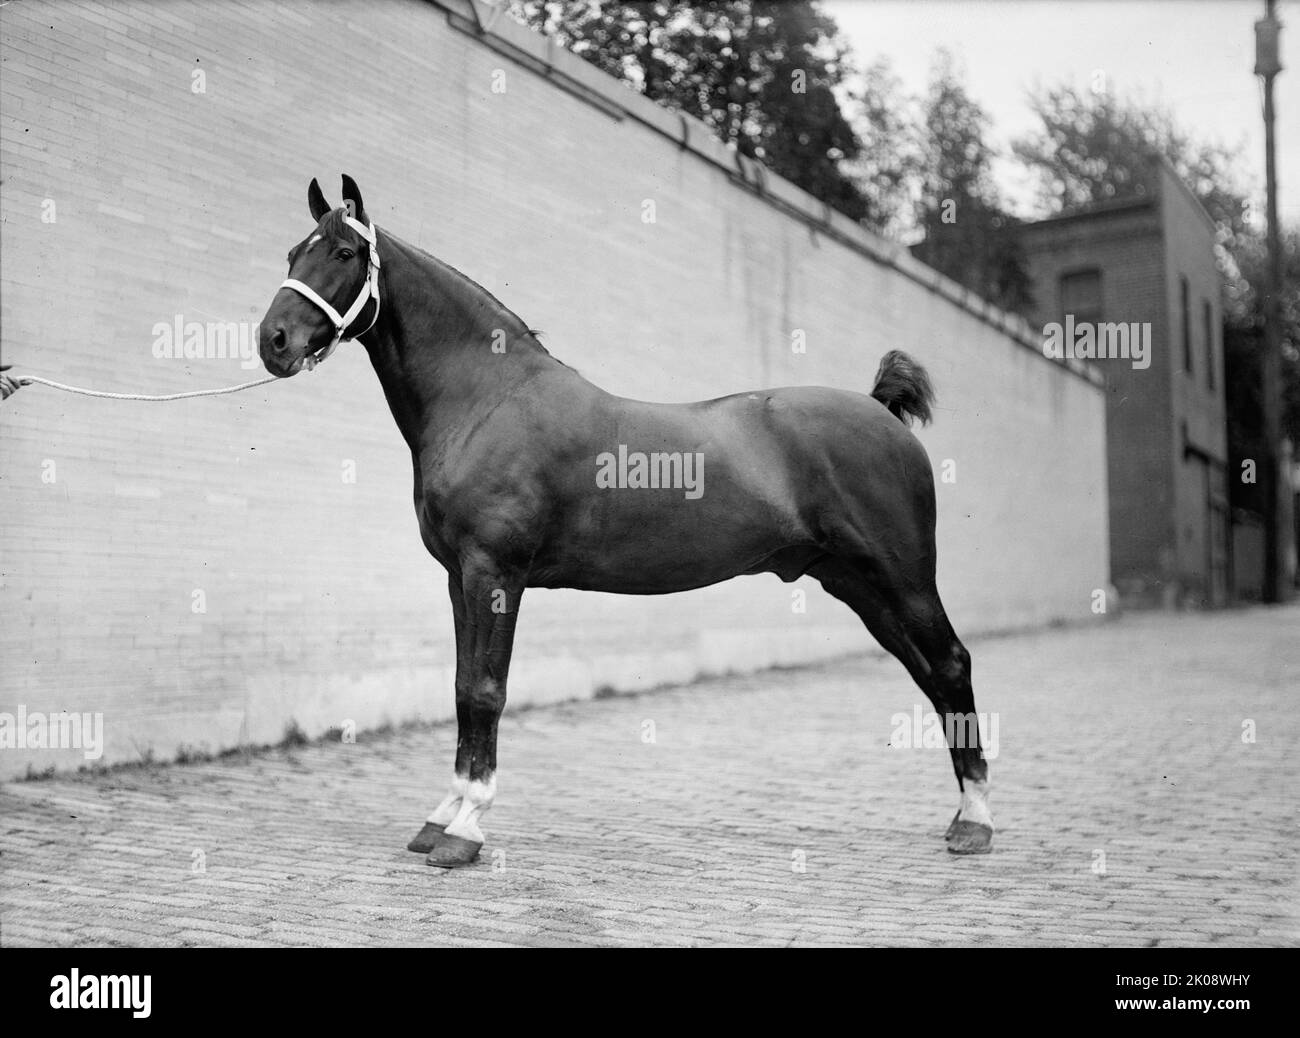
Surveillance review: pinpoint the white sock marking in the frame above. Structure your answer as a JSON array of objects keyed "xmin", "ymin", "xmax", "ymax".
[
  {"xmin": 959, "ymin": 779, "xmax": 993, "ymax": 828},
  {"xmin": 443, "ymin": 775, "xmax": 497, "ymax": 844},
  {"xmin": 427, "ymin": 773, "xmax": 469, "ymax": 825}
]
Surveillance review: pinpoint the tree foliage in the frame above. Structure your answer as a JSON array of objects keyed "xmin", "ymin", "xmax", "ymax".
[
  {"xmin": 1224, "ymin": 229, "xmax": 1300, "ymax": 502},
  {"xmin": 1014, "ymin": 86, "xmax": 1253, "ymax": 256},
  {"xmin": 510, "ymin": 1, "xmax": 874, "ymax": 222},
  {"xmin": 909, "ymin": 51, "xmax": 1033, "ymax": 314},
  {"xmin": 841, "ymin": 57, "xmax": 917, "ymax": 237}
]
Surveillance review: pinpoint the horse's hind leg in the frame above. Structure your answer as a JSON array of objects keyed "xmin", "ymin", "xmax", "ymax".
[{"xmin": 810, "ymin": 558, "xmax": 993, "ymax": 855}]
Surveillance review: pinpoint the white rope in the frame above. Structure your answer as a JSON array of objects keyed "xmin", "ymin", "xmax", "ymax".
[{"xmin": 13, "ymin": 373, "xmax": 279, "ymax": 401}]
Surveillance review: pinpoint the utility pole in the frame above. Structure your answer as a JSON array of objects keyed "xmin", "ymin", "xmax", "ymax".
[{"xmin": 1255, "ymin": 1, "xmax": 1291, "ymax": 602}]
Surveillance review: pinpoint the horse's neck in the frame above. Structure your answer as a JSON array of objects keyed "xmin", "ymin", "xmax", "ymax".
[{"xmin": 360, "ymin": 232, "xmax": 568, "ymax": 454}]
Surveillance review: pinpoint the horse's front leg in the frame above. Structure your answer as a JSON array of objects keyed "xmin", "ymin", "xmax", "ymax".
[
  {"xmin": 424, "ymin": 556, "xmax": 522, "ymax": 869},
  {"xmin": 406, "ymin": 572, "xmax": 469, "ymax": 855}
]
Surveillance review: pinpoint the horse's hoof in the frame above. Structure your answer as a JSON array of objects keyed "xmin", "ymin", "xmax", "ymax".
[
  {"xmin": 944, "ymin": 810, "xmax": 961, "ymax": 840},
  {"xmin": 946, "ymin": 820, "xmax": 993, "ymax": 855},
  {"xmin": 406, "ymin": 822, "xmax": 446, "ymax": 854},
  {"xmin": 425, "ymin": 832, "xmax": 483, "ymax": 869}
]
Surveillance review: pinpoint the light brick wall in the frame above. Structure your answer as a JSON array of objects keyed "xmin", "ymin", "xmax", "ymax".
[{"xmin": 0, "ymin": 0, "xmax": 1108, "ymax": 778}]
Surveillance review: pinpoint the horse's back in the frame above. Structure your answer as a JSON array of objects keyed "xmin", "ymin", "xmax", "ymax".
[
  {"xmin": 703, "ymin": 384, "xmax": 931, "ymax": 472},
  {"xmin": 704, "ymin": 384, "xmax": 939, "ymax": 557},
  {"xmin": 606, "ymin": 382, "xmax": 935, "ymax": 510}
]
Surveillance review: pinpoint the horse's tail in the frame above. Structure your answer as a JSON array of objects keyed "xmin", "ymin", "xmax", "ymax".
[{"xmin": 870, "ymin": 350, "xmax": 934, "ymax": 427}]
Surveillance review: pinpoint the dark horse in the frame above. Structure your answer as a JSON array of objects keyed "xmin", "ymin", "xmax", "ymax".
[{"xmin": 258, "ymin": 176, "xmax": 993, "ymax": 868}]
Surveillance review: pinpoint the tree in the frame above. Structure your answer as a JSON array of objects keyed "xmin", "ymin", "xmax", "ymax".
[
  {"xmin": 909, "ymin": 51, "xmax": 1034, "ymax": 314},
  {"xmin": 508, "ymin": 1, "xmax": 881, "ymax": 224},
  {"xmin": 1224, "ymin": 228, "xmax": 1300, "ymax": 511},
  {"xmin": 1014, "ymin": 85, "xmax": 1254, "ymax": 260},
  {"xmin": 843, "ymin": 58, "xmax": 922, "ymax": 238}
]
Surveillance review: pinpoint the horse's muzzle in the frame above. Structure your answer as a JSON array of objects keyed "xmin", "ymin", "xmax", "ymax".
[{"xmin": 258, "ymin": 322, "xmax": 326, "ymax": 378}]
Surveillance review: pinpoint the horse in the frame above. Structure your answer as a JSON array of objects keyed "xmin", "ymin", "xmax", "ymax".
[{"xmin": 257, "ymin": 175, "xmax": 993, "ymax": 868}]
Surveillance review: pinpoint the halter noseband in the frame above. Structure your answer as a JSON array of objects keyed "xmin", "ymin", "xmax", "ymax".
[{"xmin": 279, "ymin": 209, "xmax": 381, "ymax": 370}]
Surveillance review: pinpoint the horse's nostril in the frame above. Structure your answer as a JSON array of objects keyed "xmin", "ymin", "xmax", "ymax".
[{"xmin": 271, "ymin": 327, "xmax": 287, "ymax": 353}]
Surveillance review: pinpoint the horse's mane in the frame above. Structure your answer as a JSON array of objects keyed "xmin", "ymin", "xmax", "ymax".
[{"xmin": 378, "ymin": 225, "xmax": 562, "ymax": 363}]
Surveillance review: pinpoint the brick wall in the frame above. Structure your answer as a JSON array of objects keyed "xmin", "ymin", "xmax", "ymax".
[
  {"xmin": 1019, "ymin": 156, "xmax": 1227, "ymax": 604},
  {"xmin": 0, "ymin": 0, "xmax": 1108, "ymax": 778},
  {"xmin": 1020, "ymin": 200, "xmax": 1175, "ymax": 592},
  {"xmin": 1158, "ymin": 162, "xmax": 1229, "ymax": 601}
]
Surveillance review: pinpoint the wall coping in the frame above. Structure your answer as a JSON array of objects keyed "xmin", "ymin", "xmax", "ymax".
[
  {"xmin": 1019, "ymin": 195, "xmax": 1157, "ymax": 233},
  {"xmin": 1017, "ymin": 154, "xmax": 1218, "ymax": 241},
  {"xmin": 426, "ymin": 0, "xmax": 1103, "ymax": 390}
]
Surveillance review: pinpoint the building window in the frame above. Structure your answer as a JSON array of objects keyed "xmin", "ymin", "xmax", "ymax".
[
  {"xmin": 1181, "ymin": 276, "xmax": 1192, "ymax": 374},
  {"xmin": 1060, "ymin": 268, "xmax": 1102, "ymax": 327},
  {"xmin": 1203, "ymin": 299, "xmax": 1216, "ymax": 390}
]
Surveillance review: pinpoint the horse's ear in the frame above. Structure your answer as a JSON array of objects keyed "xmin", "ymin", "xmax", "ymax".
[
  {"xmin": 340, "ymin": 174, "xmax": 367, "ymax": 224},
  {"xmin": 308, "ymin": 178, "xmax": 331, "ymax": 222}
]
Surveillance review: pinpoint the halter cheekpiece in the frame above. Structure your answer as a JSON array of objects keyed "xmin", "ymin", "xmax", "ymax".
[{"xmin": 279, "ymin": 208, "xmax": 381, "ymax": 370}]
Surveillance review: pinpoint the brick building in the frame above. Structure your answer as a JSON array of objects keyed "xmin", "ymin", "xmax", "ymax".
[{"xmin": 1019, "ymin": 156, "xmax": 1229, "ymax": 608}]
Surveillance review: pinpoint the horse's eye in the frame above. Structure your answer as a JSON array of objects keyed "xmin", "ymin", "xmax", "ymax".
[{"xmin": 337, "ymin": 248, "xmax": 355, "ymax": 261}]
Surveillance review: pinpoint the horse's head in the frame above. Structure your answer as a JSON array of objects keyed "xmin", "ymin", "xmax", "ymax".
[{"xmin": 259, "ymin": 175, "xmax": 380, "ymax": 377}]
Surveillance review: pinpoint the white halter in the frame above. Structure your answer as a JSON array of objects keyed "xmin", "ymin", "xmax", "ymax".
[{"xmin": 279, "ymin": 209, "xmax": 381, "ymax": 370}]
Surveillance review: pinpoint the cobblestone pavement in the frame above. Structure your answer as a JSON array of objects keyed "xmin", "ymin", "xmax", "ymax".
[{"xmin": 2, "ymin": 606, "xmax": 1297, "ymax": 947}]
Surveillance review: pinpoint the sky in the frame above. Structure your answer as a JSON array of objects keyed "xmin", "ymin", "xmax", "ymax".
[{"xmin": 822, "ymin": 0, "xmax": 1299, "ymax": 225}]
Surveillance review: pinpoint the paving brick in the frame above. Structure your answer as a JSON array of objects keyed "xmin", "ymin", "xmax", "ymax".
[{"xmin": 2, "ymin": 606, "xmax": 1297, "ymax": 946}]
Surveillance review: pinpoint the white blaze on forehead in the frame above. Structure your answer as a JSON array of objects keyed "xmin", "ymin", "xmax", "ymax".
[{"xmin": 304, "ymin": 234, "xmax": 322, "ymax": 251}]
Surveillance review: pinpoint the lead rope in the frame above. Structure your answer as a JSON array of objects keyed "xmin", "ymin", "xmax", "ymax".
[{"xmin": 1, "ymin": 370, "xmax": 279, "ymax": 402}]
